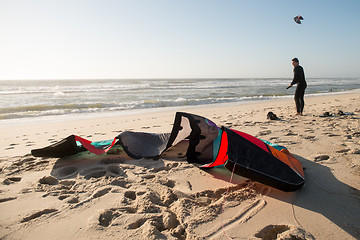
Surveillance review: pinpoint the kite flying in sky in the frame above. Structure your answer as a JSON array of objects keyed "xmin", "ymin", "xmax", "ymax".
[{"xmin": 294, "ymin": 15, "xmax": 304, "ymax": 24}]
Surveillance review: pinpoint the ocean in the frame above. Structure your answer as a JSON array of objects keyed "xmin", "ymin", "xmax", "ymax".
[{"xmin": 1, "ymin": 78, "xmax": 359, "ymax": 122}]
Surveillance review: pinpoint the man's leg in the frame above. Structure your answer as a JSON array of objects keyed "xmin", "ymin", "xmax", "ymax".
[
  {"xmin": 294, "ymin": 92, "xmax": 301, "ymax": 114},
  {"xmin": 298, "ymin": 87, "xmax": 306, "ymax": 114}
]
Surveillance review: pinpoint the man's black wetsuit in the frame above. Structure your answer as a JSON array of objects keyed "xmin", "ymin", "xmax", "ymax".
[{"xmin": 291, "ymin": 65, "xmax": 307, "ymax": 114}]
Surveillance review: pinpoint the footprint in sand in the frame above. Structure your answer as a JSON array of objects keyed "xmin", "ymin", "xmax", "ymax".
[
  {"xmin": 269, "ymin": 137, "xmax": 278, "ymax": 140},
  {"xmin": 336, "ymin": 149, "xmax": 350, "ymax": 153},
  {"xmin": 258, "ymin": 130, "xmax": 271, "ymax": 136},
  {"xmin": 124, "ymin": 190, "xmax": 137, "ymax": 200},
  {"xmin": 72, "ymin": 186, "xmax": 113, "ymax": 208},
  {"xmin": 97, "ymin": 210, "xmax": 120, "ymax": 227},
  {"xmin": 81, "ymin": 167, "xmax": 107, "ymax": 179},
  {"xmin": 26, "ymin": 141, "xmax": 35, "ymax": 146},
  {"xmin": 79, "ymin": 165, "xmax": 127, "ymax": 180},
  {"xmin": 157, "ymin": 179, "xmax": 176, "ymax": 188},
  {"xmin": 58, "ymin": 195, "xmax": 70, "ymax": 200},
  {"xmin": 67, "ymin": 197, "xmax": 79, "ymax": 204},
  {"xmin": 351, "ymin": 132, "xmax": 360, "ymax": 138},
  {"xmin": 225, "ymin": 122, "xmax": 233, "ymax": 127},
  {"xmin": 285, "ymin": 132, "xmax": 298, "ymax": 136},
  {"xmin": 314, "ymin": 155, "xmax": 330, "ymax": 162},
  {"xmin": 2, "ymin": 176, "xmax": 22, "ymax": 185},
  {"xmin": 110, "ymin": 179, "xmax": 131, "ymax": 188},
  {"xmin": 92, "ymin": 187, "xmax": 112, "ymax": 198},
  {"xmin": 54, "ymin": 166, "xmax": 79, "ymax": 179},
  {"xmin": 350, "ymin": 149, "xmax": 360, "ymax": 155},
  {"xmin": 303, "ymin": 135, "xmax": 316, "ymax": 140},
  {"xmin": 94, "ymin": 132, "xmax": 106, "ymax": 136},
  {"xmin": 21, "ymin": 208, "xmax": 58, "ymax": 223},
  {"xmin": 92, "ymin": 188, "xmax": 180, "ymax": 234},
  {"xmin": 255, "ymin": 224, "xmax": 314, "ymax": 240},
  {"xmin": 0, "ymin": 197, "xmax": 17, "ymax": 203},
  {"xmin": 149, "ymin": 163, "xmax": 179, "ymax": 173},
  {"xmin": 39, "ymin": 176, "xmax": 59, "ymax": 185},
  {"xmin": 142, "ymin": 174, "xmax": 156, "ymax": 179},
  {"xmin": 106, "ymin": 165, "xmax": 126, "ymax": 176}
]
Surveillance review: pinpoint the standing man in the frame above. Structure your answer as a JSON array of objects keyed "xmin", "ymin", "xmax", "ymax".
[{"xmin": 287, "ymin": 58, "xmax": 307, "ymax": 115}]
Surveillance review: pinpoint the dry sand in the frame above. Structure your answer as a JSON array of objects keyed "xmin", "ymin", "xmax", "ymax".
[{"xmin": 0, "ymin": 91, "xmax": 359, "ymax": 239}]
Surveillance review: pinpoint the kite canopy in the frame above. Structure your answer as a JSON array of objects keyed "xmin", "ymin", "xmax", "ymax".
[
  {"xmin": 32, "ymin": 112, "xmax": 305, "ymax": 192},
  {"xmin": 294, "ymin": 15, "xmax": 304, "ymax": 24}
]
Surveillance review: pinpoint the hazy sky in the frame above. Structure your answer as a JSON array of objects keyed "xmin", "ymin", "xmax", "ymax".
[{"xmin": 1, "ymin": 0, "xmax": 359, "ymax": 80}]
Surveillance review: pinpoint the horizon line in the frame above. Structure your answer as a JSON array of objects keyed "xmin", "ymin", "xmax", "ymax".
[{"xmin": 1, "ymin": 76, "xmax": 359, "ymax": 81}]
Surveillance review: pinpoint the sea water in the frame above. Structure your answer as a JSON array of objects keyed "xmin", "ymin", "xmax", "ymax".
[{"xmin": 0, "ymin": 78, "xmax": 359, "ymax": 122}]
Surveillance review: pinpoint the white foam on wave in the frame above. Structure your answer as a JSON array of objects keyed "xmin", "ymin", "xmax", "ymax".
[{"xmin": 0, "ymin": 78, "xmax": 359, "ymax": 122}]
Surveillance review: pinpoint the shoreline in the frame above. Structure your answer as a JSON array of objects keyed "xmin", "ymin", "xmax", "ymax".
[{"xmin": 1, "ymin": 88, "xmax": 359, "ymax": 127}]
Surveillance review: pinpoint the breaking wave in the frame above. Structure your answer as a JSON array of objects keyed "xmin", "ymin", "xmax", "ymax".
[{"xmin": 0, "ymin": 78, "xmax": 359, "ymax": 120}]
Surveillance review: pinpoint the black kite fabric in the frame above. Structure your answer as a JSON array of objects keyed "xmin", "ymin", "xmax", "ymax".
[{"xmin": 32, "ymin": 112, "xmax": 305, "ymax": 192}]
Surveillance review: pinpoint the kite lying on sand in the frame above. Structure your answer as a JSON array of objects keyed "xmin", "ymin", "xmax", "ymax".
[{"xmin": 32, "ymin": 112, "xmax": 305, "ymax": 192}]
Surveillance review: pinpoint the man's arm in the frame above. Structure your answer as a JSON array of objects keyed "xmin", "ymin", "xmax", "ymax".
[{"xmin": 288, "ymin": 66, "xmax": 301, "ymax": 88}]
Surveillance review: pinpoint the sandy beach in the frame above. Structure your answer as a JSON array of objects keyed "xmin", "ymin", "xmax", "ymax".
[{"xmin": 0, "ymin": 91, "xmax": 359, "ymax": 240}]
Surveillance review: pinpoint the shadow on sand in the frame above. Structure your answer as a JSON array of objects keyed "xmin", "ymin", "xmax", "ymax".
[
  {"xmin": 50, "ymin": 142, "xmax": 187, "ymax": 180},
  {"xmin": 204, "ymin": 154, "xmax": 360, "ymax": 239}
]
